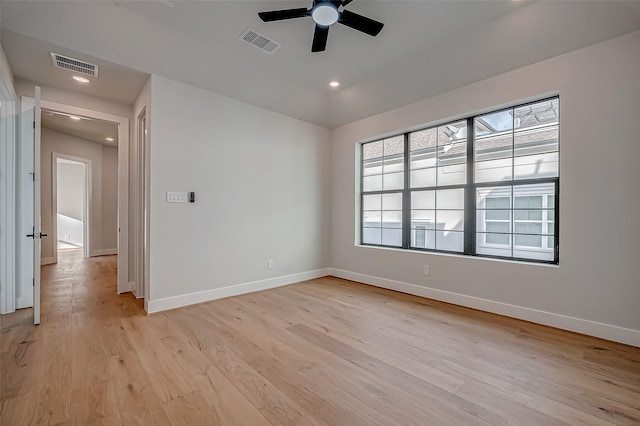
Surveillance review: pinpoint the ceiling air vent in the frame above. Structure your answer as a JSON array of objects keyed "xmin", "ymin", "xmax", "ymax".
[
  {"xmin": 240, "ymin": 28, "xmax": 280, "ymax": 54},
  {"xmin": 50, "ymin": 53, "xmax": 99, "ymax": 77}
]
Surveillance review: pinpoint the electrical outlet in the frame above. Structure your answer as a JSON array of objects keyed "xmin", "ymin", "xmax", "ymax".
[
  {"xmin": 64, "ymin": 234, "xmax": 70, "ymax": 240},
  {"xmin": 423, "ymin": 265, "xmax": 430, "ymax": 276},
  {"xmin": 267, "ymin": 259, "xmax": 274, "ymax": 269}
]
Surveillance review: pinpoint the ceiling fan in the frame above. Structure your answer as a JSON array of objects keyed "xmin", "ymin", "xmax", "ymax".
[{"xmin": 258, "ymin": 0, "xmax": 384, "ymax": 52}]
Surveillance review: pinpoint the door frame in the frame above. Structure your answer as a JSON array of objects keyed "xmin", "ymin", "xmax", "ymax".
[
  {"xmin": 17, "ymin": 97, "xmax": 131, "ymax": 303},
  {"xmin": 52, "ymin": 153, "xmax": 92, "ymax": 262}
]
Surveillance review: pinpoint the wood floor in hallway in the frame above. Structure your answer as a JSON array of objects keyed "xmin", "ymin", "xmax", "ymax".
[{"xmin": 1, "ymin": 250, "xmax": 640, "ymax": 425}]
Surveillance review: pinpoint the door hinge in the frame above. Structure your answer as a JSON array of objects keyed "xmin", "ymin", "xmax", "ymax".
[
  {"xmin": 33, "ymin": 120, "xmax": 35, "ymax": 129},
  {"xmin": 32, "ymin": 278, "xmax": 35, "ymax": 287}
]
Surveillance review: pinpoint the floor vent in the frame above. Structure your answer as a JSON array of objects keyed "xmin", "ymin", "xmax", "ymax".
[
  {"xmin": 240, "ymin": 28, "xmax": 280, "ymax": 54},
  {"xmin": 50, "ymin": 53, "xmax": 99, "ymax": 77}
]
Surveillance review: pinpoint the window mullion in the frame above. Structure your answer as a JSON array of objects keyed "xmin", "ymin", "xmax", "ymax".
[
  {"xmin": 402, "ymin": 133, "xmax": 410, "ymax": 249},
  {"xmin": 465, "ymin": 117, "xmax": 475, "ymax": 255}
]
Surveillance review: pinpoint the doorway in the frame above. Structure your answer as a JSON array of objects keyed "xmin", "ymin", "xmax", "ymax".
[{"xmin": 52, "ymin": 154, "xmax": 91, "ymax": 260}]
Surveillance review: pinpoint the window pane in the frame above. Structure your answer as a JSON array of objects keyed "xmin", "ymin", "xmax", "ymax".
[
  {"xmin": 438, "ymin": 121, "xmax": 467, "ymax": 146},
  {"xmin": 475, "ymin": 132, "xmax": 513, "ymax": 162},
  {"xmin": 486, "ymin": 222, "xmax": 510, "ymax": 233},
  {"xmin": 410, "ymin": 168, "xmax": 436, "ymax": 188},
  {"xmin": 437, "ymin": 188, "xmax": 465, "ymax": 210},
  {"xmin": 475, "ymin": 158, "xmax": 513, "ymax": 183},
  {"xmin": 514, "ymin": 234, "xmax": 542, "ymax": 247},
  {"xmin": 547, "ymin": 194, "xmax": 555, "ymax": 209},
  {"xmin": 514, "ymin": 99, "xmax": 559, "ymax": 130},
  {"xmin": 412, "ymin": 190, "xmax": 435, "ymax": 210},
  {"xmin": 383, "ymin": 172, "xmax": 403, "ymax": 190},
  {"xmin": 514, "ymin": 152, "xmax": 558, "ymax": 180},
  {"xmin": 410, "ymin": 149, "xmax": 437, "ymax": 170},
  {"xmin": 363, "ymin": 159, "xmax": 382, "ymax": 176},
  {"xmin": 363, "ymin": 141, "xmax": 383, "ymax": 160},
  {"xmin": 514, "ymin": 195, "xmax": 543, "ymax": 209},
  {"xmin": 382, "ymin": 193, "xmax": 402, "ymax": 211},
  {"xmin": 485, "ymin": 233, "xmax": 510, "ymax": 245},
  {"xmin": 548, "ymin": 236, "xmax": 555, "ymax": 249},
  {"xmin": 363, "ymin": 194, "xmax": 381, "ymax": 211},
  {"xmin": 383, "ymin": 156, "xmax": 404, "ymax": 174},
  {"xmin": 476, "ymin": 109, "xmax": 514, "ymax": 135},
  {"xmin": 363, "ymin": 174, "xmax": 382, "ymax": 192},
  {"xmin": 438, "ymin": 142, "xmax": 467, "ymax": 166},
  {"xmin": 411, "ymin": 210, "xmax": 435, "ymax": 230},
  {"xmin": 412, "ymin": 228, "xmax": 435, "ymax": 249},
  {"xmin": 436, "ymin": 210, "xmax": 464, "ymax": 232},
  {"xmin": 486, "ymin": 197, "xmax": 511, "ymax": 209},
  {"xmin": 486, "ymin": 210, "xmax": 510, "ymax": 221},
  {"xmin": 363, "ymin": 211, "xmax": 381, "ymax": 227},
  {"xmin": 437, "ymin": 164, "xmax": 466, "ymax": 186},
  {"xmin": 382, "ymin": 211, "xmax": 402, "ymax": 229},
  {"xmin": 547, "ymin": 209, "xmax": 554, "ymax": 221},
  {"xmin": 381, "ymin": 228, "xmax": 402, "ymax": 247},
  {"xmin": 514, "ymin": 222, "xmax": 543, "ymax": 235},
  {"xmin": 384, "ymin": 136, "xmax": 404, "ymax": 156},
  {"xmin": 362, "ymin": 228, "xmax": 381, "ymax": 245},
  {"xmin": 514, "ymin": 126, "xmax": 558, "ymax": 156},
  {"xmin": 436, "ymin": 230, "xmax": 463, "ymax": 252}
]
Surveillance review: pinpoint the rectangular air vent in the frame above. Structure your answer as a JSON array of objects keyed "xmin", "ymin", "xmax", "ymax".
[
  {"xmin": 51, "ymin": 53, "xmax": 99, "ymax": 77},
  {"xmin": 240, "ymin": 28, "xmax": 280, "ymax": 54}
]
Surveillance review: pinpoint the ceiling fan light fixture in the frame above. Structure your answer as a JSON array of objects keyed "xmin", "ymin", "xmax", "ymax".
[{"xmin": 312, "ymin": 4, "xmax": 339, "ymax": 26}]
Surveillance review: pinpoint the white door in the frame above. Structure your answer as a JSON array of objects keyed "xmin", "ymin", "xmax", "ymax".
[
  {"xmin": 33, "ymin": 87, "xmax": 42, "ymax": 325},
  {"xmin": 18, "ymin": 88, "xmax": 43, "ymax": 324}
]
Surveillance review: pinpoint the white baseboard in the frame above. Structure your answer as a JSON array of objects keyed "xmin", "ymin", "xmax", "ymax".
[
  {"xmin": 41, "ymin": 257, "xmax": 56, "ymax": 266},
  {"xmin": 327, "ymin": 268, "xmax": 640, "ymax": 348},
  {"xmin": 146, "ymin": 268, "xmax": 331, "ymax": 314},
  {"xmin": 91, "ymin": 248, "xmax": 117, "ymax": 257}
]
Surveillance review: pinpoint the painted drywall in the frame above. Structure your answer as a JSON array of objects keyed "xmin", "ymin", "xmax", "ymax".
[
  {"xmin": 147, "ymin": 75, "xmax": 331, "ymax": 302},
  {"xmin": 101, "ymin": 145, "xmax": 118, "ymax": 250},
  {"xmin": 41, "ymin": 127, "xmax": 118, "ymax": 259},
  {"xmin": 0, "ymin": 41, "xmax": 18, "ymax": 314},
  {"xmin": 331, "ymin": 31, "xmax": 640, "ymax": 334},
  {"xmin": 57, "ymin": 160, "xmax": 85, "ymax": 220},
  {"xmin": 56, "ymin": 160, "xmax": 85, "ymax": 248}
]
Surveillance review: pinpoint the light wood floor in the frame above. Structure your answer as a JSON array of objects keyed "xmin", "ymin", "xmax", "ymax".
[{"xmin": 1, "ymin": 250, "xmax": 639, "ymax": 425}]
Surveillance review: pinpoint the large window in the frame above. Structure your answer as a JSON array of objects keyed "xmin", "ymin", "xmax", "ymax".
[{"xmin": 360, "ymin": 97, "xmax": 559, "ymax": 264}]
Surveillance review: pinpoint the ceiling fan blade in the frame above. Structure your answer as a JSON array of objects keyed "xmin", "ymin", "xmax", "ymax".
[
  {"xmin": 311, "ymin": 25, "xmax": 329, "ymax": 52},
  {"xmin": 258, "ymin": 8, "xmax": 309, "ymax": 22},
  {"xmin": 338, "ymin": 9, "xmax": 383, "ymax": 36},
  {"xmin": 341, "ymin": 0, "xmax": 354, "ymax": 7}
]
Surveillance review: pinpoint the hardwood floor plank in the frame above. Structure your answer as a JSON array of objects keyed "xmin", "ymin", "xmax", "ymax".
[{"xmin": 2, "ymin": 251, "xmax": 639, "ymax": 425}]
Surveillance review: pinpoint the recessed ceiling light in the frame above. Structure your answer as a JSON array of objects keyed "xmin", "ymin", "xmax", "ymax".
[
  {"xmin": 72, "ymin": 76, "xmax": 90, "ymax": 83},
  {"xmin": 106, "ymin": 137, "xmax": 115, "ymax": 142},
  {"xmin": 329, "ymin": 80, "xmax": 340, "ymax": 88},
  {"xmin": 69, "ymin": 116, "xmax": 82, "ymax": 121}
]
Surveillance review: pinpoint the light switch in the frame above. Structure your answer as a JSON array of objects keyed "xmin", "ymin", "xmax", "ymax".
[{"xmin": 166, "ymin": 191, "xmax": 189, "ymax": 203}]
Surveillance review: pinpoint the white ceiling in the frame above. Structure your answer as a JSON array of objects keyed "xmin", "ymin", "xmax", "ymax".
[
  {"xmin": 42, "ymin": 108, "xmax": 119, "ymax": 146},
  {"xmin": 2, "ymin": 1, "xmax": 640, "ymax": 128}
]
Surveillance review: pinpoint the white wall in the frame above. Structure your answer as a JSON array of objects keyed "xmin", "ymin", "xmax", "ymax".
[
  {"xmin": 0, "ymin": 41, "xmax": 18, "ymax": 313},
  {"xmin": 146, "ymin": 76, "xmax": 331, "ymax": 307},
  {"xmin": 41, "ymin": 128, "xmax": 118, "ymax": 259},
  {"xmin": 57, "ymin": 160, "xmax": 85, "ymax": 220},
  {"xmin": 330, "ymin": 32, "xmax": 640, "ymax": 342}
]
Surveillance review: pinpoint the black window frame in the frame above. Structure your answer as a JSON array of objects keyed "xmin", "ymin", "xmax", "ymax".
[{"xmin": 360, "ymin": 96, "xmax": 559, "ymax": 265}]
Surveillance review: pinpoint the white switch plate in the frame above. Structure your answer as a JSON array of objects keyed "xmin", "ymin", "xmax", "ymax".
[
  {"xmin": 267, "ymin": 259, "xmax": 274, "ymax": 269},
  {"xmin": 423, "ymin": 265, "xmax": 430, "ymax": 276},
  {"xmin": 166, "ymin": 191, "xmax": 189, "ymax": 203}
]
